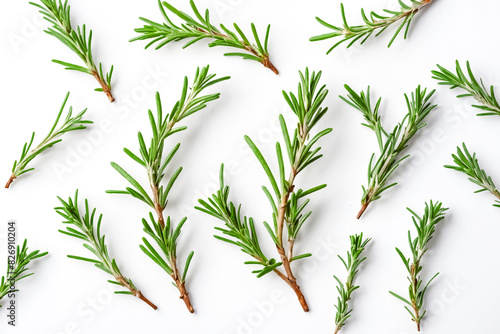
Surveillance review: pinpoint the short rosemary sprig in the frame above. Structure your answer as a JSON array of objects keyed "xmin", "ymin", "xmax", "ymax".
[
  {"xmin": 444, "ymin": 143, "xmax": 500, "ymax": 207},
  {"xmin": 5, "ymin": 92, "xmax": 91, "ymax": 189},
  {"xmin": 107, "ymin": 66, "xmax": 229, "ymax": 313},
  {"xmin": 131, "ymin": 0, "xmax": 278, "ymax": 74},
  {"xmin": 197, "ymin": 68, "xmax": 332, "ymax": 312},
  {"xmin": 334, "ymin": 233, "xmax": 371, "ymax": 334},
  {"xmin": 389, "ymin": 201, "xmax": 447, "ymax": 332},
  {"xmin": 310, "ymin": 0, "xmax": 433, "ymax": 53},
  {"xmin": 341, "ymin": 85, "xmax": 437, "ymax": 219},
  {"xmin": 0, "ymin": 240, "xmax": 47, "ymax": 308},
  {"xmin": 30, "ymin": 0, "xmax": 115, "ymax": 102},
  {"xmin": 55, "ymin": 191, "xmax": 157, "ymax": 310},
  {"xmin": 432, "ymin": 60, "xmax": 500, "ymax": 116}
]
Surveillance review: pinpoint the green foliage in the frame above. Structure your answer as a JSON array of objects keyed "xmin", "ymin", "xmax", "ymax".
[
  {"xmin": 0, "ymin": 240, "xmax": 47, "ymax": 307},
  {"xmin": 131, "ymin": 0, "xmax": 278, "ymax": 73},
  {"xmin": 310, "ymin": 0, "xmax": 434, "ymax": 53},
  {"xmin": 341, "ymin": 85, "xmax": 437, "ymax": 218},
  {"xmin": 107, "ymin": 66, "xmax": 228, "ymax": 300},
  {"xmin": 432, "ymin": 60, "xmax": 500, "ymax": 116},
  {"xmin": 30, "ymin": 0, "xmax": 115, "ymax": 100},
  {"xmin": 389, "ymin": 201, "xmax": 447, "ymax": 331},
  {"xmin": 334, "ymin": 233, "xmax": 371, "ymax": 334},
  {"xmin": 445, "ymin": 143, "xmax": 500, "ymax": 207},
  {"xmin": 197, "ymin": 68, "xmax": 331, "ymax": 280},
  {"xmin": 55, "ymin": 190, "xmax": 143, "ymax": 295},
  {"xmin": 7, "ymin": 92, "xmax": 91, "ymax": 187}
]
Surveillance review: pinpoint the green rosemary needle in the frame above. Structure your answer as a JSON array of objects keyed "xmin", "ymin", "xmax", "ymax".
[
  {"xmin": 389, "ymin": 200, "xmax": 447, "ymax": 331},
  {"xmin": 334, "ymin": 233, "xmax": 371, "ymax": 334},
  {"xmin": 55, "ymin": 191, "xmax": 157, "ymax": 309},
  {"xmin": 30, "ymin": 0, "xmax": 115, "ymax": 102},
  {"xmin": 0, "ymin": 239, "xmax": 48, "ymax": 308},
  {"xmin": 196, "ymin": 68, "xmax": 332, "ymax": 312},
  {"xmin": 310, "ymin": 0, "xmax": 434, "ymax": 53},
  {"xmin": 432, "ymin": 60, "xmax": 500, "ymax": 116},
  {"xmin": 341, "ymin": 85, "xmax": 437, "ymax": 219},
  {"xmin": 107, "ymin": 66, "xmax": 230, "ymax": 313},
  {"xmin": 445, "ymin": 143, "xmax": 500, "ymax": 207},
  {"xmin": 131, "ymin": 0, "xmax": 278, "ymax": 74},
  {"xmin": 5, "ymin": 92, "xmax": 91, "ymax": 189}
]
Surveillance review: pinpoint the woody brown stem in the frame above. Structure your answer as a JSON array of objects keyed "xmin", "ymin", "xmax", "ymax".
[
  {"xmin": 151, "ymin": 183, "xmax": 165, "ymax": 228},
  {"xmin": 171, "ymin": 256, "xmax": 194, "ymax": 313},
  {"xmin": 91, "ymin": 70, "xmax": 114, "ymax": 103},
  {"xmin": 410, "ymin": 264, "xmax": 421, "ymax": 331},
  {"xmin": 116, "ymin": 276, "xmax": 157, "ymax": 310},
  {"xmin": 261, "ymin": 55, "xmax": 279, "ymax": 75},
  {"xmin": 5, "ymin": 174, "xmax": 15, "ymax": 188},
  {"xmin": 273, "ymin": 267, "xmax": 309, "ymax": 312},
  {"xmin": 357, "ymin": 202, "xmax": 369, "ymax": 219}
]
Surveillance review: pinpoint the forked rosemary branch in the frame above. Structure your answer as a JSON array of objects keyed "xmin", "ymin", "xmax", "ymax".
[
  {"xmin": 131, "ymin": 0, "xmax": 278, "ymax": 74},
  {"xmin": 6, "ymin": 92, "xmax": 91, "ymax": 189},
  {"xmin": 197, "ymin": 68, "xmax": 332, "ymax": 312},
  {"xmin": 0, "ymin": 239, "xmax": 47, "ymax": 308},
  {"xmin": 334, "ymin": 233, "xmax": 371, "ymax": 334},
  {"xmin": 445, "ymin": 143, "xmax": 500, "ymax": 207},
  {"xmin": 341, "ymin": 85, "xmax": 437, "ymax": 219},
  {"xmin": 30, "ymin": 0, "xmax": 115, "ymax": 102},
  {"xmin": 310, "ymin": 0, "xmax": 434, "ymax": 53},
  {"xmin": 55, "ymin": 191, "xmax": 157, "ymax": 309},
  {"xmin": 107, "ymin": 66, "xmax": 230, "ymax": 313},
  {"xmin": 389, "ymin": 200, "xmax": 447, "ymax": 331},
  {"xmin": 432, "ymin": 60, "xmax": 500, "ymax": 116}
]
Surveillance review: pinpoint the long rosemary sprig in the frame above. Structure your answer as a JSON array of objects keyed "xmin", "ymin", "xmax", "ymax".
[
  {"xmin": 432, "ymin": 60, "xmax": 500, "ymax": 116},
  {"xmin": 0, "ymin": 240, "xmax": 47, "ymax": 308},
  {"xmin": 389, "ymin": 200, "xmax": 447, "ymax": 331},
  {"xmin": 310, "ymin": 0, "xmax": 434, "ymax": 53},
  {"xmin": 445, "ymin": 143, "xmax": 500, "ymax": 207},
  {"xmin": 341, "ymin": 85, "xmax": 437, "ymax": 219},
  {"xmin": 30, "ymin": 0, "xmax": 115, "ymax": 102},
  {"xmin": 131, "ymin": 0, "xmax": 278, "ymax": 74},
  {"xmin": 55, "ymin": 191, "xmax": 157, "ymax": 310},
  {"xmin": 107, "ymin": 66, "xmax": 229, "ymax": 313},
  {"xmin": 197, "ymin": 68, "xmax": 332, "ymax": 312},
  {"xmin": 5, "ymin": 92, "xmax": 91, "ymax": 189},
  {"xmin": 334, "ymin": 233, "xmax": 371, "ymax": 334}
]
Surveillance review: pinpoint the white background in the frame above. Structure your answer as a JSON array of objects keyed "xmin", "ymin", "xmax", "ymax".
[{"xmin": 0, "ymin": 0, "xmax": 498, "ymax": 333}]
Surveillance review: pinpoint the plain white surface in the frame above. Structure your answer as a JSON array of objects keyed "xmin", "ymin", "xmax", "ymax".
[{"xmin": 0, "ymin": 0, "xmax": 499, "ymax": 333}]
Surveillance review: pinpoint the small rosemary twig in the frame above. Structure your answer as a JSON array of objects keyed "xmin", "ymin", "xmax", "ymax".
[
  {"xmin": 445, "ymin": 143, "xmax": 500, "ymax": 207},
  {"xmin": 389, "ymin": 200, "xmax": 447, "ymax": 331},
  {"xmin": 334, "ymin": 233, "xmax": 371, "ymax": 334},
  {"xmin": 6, "ymin": 92, "xmax": 91, "ymax": 189},
  {"xmin": 30, "ymin": 0, "xmax": 115, "ymax": 102},
  {"xmin": 55, "ymin": 191, "xmax": 157, "ymax": 310},
  {"xmin": 131, "ymin": 0, "xmax": 278, "ymax": 74},
  {"xmin": 0, "ymin": 240, "xmax": 48, "ymax": 308},
  {"xmin": 432, "ymin": 60, "xmax": 500, "ymax": 116},
  {"xmin": 310, "ymin": 0, "xmax": 434, "ymax": 53}
]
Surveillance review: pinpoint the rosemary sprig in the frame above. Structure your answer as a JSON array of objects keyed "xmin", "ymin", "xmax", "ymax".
[
  {"xmin": 30, "ymin": 0, "xmax": 115, "ymax": 102},
  {"xmin": 310, "ymin": 0, "xmax": 434, "ymax": 53},
  {"xmin": 0, "ymin": 240, "xmax": 47, "ymax": 308},
  {"xmin": 445, "ymin": 143, "xmax": 500, "ymax": 207},
  {"xmin": 389, "ymin": 201, "xmax": 447, "ymax": 331},
  {"xmin": 5, "ymin": 92, "xmax": 91, "ymax": 189},
  {"xmin": 107, "ymin": 66, "xmax": 229, "ymax": 313},
  {"xmin": 432, "ymin": 60, "xmax": 500, "ymax": 116},
  {"xmin": 197, "ymin": 68, "xmax": 332, "ymax": 312},
  {"xmin": 55, "ymin": 191, "xmax": 157, "ymax": 310},
  {"xmin": 341, "ymin": 85, "xmax": 437, "ymax": 219},
  {"xmin": 334, "ymin": 233, "xmax": 371, "ymax": 334},
  {"xmin": 131, "ymin": 0, "xmax": 278, "ymax": 74}
]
